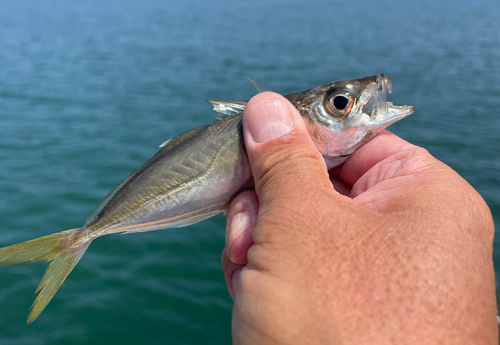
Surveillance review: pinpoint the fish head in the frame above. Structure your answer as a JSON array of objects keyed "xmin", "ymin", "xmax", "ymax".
[{"xmin": 285, "ymin": 74, "xmax": 414, "ymax": 157}]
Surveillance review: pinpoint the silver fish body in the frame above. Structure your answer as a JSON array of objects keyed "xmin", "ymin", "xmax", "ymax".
[
  {"xmin": 86, "ymin": 114, "xmax": 251, "ymax": 235},
  {"xmin": 0, "ymin": 74, "xmax": 414, "ymax": 323}
]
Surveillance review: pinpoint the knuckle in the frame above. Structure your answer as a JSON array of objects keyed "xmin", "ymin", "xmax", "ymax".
[
  {"xmin": 399, "ymin": 146, "xmax": 435, "ymax": 170},
  {"xmin": 254, "ymin": 138, "xmax": 330, "ymax": 195},
  {"xmin": 383, "ymin": 146, "xmax": 495, "ymax": 246},
  {"xmin": 468, "ymin": 190, "xmax": 495, "ymax": 244},
  {"xmin": 404, "ymin": 146, "xmax": 431, "ymax": 159}
]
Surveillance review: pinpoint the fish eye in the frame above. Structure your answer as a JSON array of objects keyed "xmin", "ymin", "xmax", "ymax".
[
  {"xmin": 324, "ymin": 89, "xmax": 354, "ymax": 118},
  {"xmin": 333, "ymin": 95, "xmax": 349, "ymax": 110}
]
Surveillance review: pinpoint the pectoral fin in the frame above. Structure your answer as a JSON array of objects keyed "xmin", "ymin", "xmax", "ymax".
[
  {"xmin": 208, "ymin": 100, "xmax": 247, "ymax": 117},
  {"xmin": 208, "ymin": 77, "xmax": 269, "ymax": 118}
]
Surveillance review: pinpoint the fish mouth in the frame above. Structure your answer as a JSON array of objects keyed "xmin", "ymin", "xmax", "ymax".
[
  {"xmin": 360, "ymin": 74, "xmax": 414, "ymax": 129},
  {"xmin": 379, "ymin": 104, "xmax": 415, "ymax": 127}
]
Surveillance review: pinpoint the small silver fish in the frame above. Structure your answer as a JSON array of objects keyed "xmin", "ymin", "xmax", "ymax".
[{"xmin": 0, "ymin": 74, "xmax": 414, "ymax": 323}]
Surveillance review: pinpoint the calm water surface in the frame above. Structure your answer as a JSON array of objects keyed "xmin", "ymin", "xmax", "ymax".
[{"xmin": 0, "ymin": 0, "xmax": 499, "ymax": 344}]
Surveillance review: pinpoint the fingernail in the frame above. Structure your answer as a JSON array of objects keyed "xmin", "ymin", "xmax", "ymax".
[
  {"xmin": 245, "ymin": 95, "xmax": 294, "ymax": 143},
  {"xmin": 228, "ymin": 210, "xmax": 253, "ymax": 251}
]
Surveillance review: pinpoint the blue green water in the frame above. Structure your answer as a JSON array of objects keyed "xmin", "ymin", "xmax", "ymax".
[{"xmin": 0, "ymin": 0, "xmax": 498, "ymax": 343}]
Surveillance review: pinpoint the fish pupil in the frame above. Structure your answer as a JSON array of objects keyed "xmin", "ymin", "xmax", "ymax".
[{"xmin": 333, "ymin": 95, "xmax": 349, "ymax": 110}]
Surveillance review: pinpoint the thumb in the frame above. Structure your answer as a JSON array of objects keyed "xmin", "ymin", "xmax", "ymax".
[{"xmin": 242, "ymin": 92, "xmax": 333, "ymax": 205}]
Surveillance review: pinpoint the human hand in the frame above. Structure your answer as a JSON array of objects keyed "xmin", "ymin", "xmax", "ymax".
[{"xmin": 221, "ymin": 92, "xmax": 497, "ymax": 344}]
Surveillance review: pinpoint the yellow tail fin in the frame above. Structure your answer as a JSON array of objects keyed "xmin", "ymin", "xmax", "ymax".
[{"xmin": 0, "ymin": 228, "xmax": 90, "ymax": 323}]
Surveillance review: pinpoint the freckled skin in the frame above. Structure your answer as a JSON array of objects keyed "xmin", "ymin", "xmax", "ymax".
[{"xmin": 222, "ymin": 93, "xmax": 497, "ymax": 345}]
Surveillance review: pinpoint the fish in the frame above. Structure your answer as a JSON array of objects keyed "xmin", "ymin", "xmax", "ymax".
[{"xmin": 0, "ymin": 74, "xmax": 414, "ymax": 323}]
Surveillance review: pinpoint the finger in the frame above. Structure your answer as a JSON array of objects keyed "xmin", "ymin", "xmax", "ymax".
[
  {"xmin": 339, "ymin": 130, "xmax": 416, "ymax": 186},
  {"xmin": 242, "ymin": 92, "xmax": 335, "ymax": 206},
  {"xmin": 225, "ymin": 190, "xmax": 259, "ymax": 265},
  {"xmin": 221, "ymin": 248, "xmax": 244, "ymax": 300},
  {"xmin": 328, "ymin": 163, "xmax": 344, "ymax": 176},
  {"xmin": 349, "ymin": 144, "xmax": 443, "ymax": 209},
  {"xmin": 330, "ymin": 175, "xmax": 351, "ymax": 196}
]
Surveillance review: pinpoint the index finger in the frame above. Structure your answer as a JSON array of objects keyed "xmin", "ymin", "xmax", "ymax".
[{"xmin": 338, "ymin": 130, "xmax": 416, "ymax": 186}]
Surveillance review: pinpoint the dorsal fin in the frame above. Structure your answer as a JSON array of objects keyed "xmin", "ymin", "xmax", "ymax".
[
  {"xmin": 245, "ymin": 76, "xmax": 270, "ymax": 93},
  {"xmin": 207, "ymin": 77, "xmax": 268, "ymax": 119},
  {"xmin": 207, "ymin": 100, "xmax": 248, "ymax": 118}
]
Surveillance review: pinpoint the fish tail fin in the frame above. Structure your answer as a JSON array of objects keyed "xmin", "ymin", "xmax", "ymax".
[{"xmin": 0, "ymin": 228, "xmax": 91, "ymax": 323}]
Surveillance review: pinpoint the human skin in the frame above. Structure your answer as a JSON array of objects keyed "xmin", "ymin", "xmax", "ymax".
[{"xmin": 221, "ymin": 92, "xmax": 497, "ymax": 345}]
